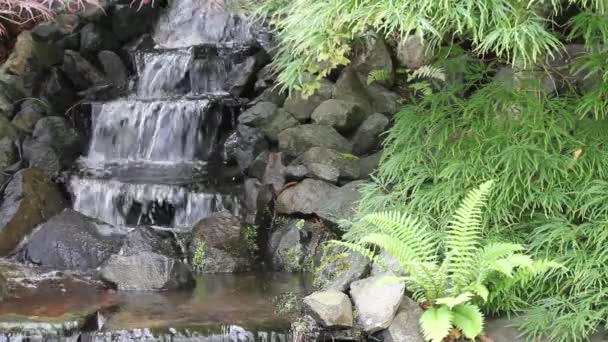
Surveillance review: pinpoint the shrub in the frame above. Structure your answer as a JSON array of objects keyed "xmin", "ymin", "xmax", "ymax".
[{"xmin": 334, "ymin": 181, "xmax": 558, "ymax": 341}]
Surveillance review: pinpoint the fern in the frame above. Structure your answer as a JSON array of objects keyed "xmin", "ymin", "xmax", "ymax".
[{"xmin": 334, "ymin": 182, "xmax": 556, "ymax": 341}]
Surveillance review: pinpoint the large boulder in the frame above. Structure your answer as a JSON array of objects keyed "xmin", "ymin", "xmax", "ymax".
[
  {"xmin": 359, "ymin": 151, "xmax": 382, "ymax": 178},
  {"xmin": 3, "ymin": 31, "xmax": 62, "ymax": 76},
  {"xmin": 189, "ymin": 212, "xmax": 255, "ymax": 273},
  {"xmin": 316, "ymin": 181, "xmax": 364, "ymax": 226},
  {"xmin": 315, "ymin": 246, "xmax": 370, "ymax": 292},
  {"xmin": 302, "ymin": 147, "xmax": 360, "ymax": 181},
  {"xmin": 303, "ymin": 290, "xmax": 353, "ymax": 328},
  {"xmin": 260, "ymin": 109, "xmax": 299, "ymax": 143},
  {"xmin": 79, "ymin": 23, "xmax": 120, "ymax": 53},
  {"xmin": 19, "ymin": 209, "xmax": 125, "ymax": 271},
  {"xmin": 11, "ymin": 100, "xmax": 49, "ymax": 134},
  {"xmin": 98, "ymin": 51, "xmax": 128, "ymax": 88},
  {"xmin": 0, "ymin": 168, "xmax": 67, "ymax": 255},
  {"xmin": 225, "ymin": 53, "xmax": 268, "ymax": 96},
  {"xmin": 283, "ymin": 80, "xmax": 334, "ymax": 122},
  {"xmin": 332, "ymin": 67, "xmax": 373, "ymax": 114},
  {"xmin": 238, "ymin": 102, "xmax": 278, "ymax": 127},
  {"xmin": 367, "ymin": 83, "xmax": 402, "ymax": 115},
  {"xmin": 266, "ymin": 218, "xmax": 326, "ymax": 271},
  {"xmin": 278, "ymin": 124, "xmax": 352, "ymax": 157},
  {"xmin": 352, "ymin": 35, "xmax": 394, "ymax": 87},
  {"xmin": 61, "ymin": 50, "xmax": 107, "ymax": 90},
  {"xmin": 234, "ymin": 124, "xmax": 269, "ymax": 173},
  {"xmin": 276, "ymin": 179, "xmax": 338, "ymax": 215},
  {"xmin": 100, "ymin": 252, "xmax": 195, "ymax": 291},
  {"xmin": 32, "ymin": 116, "xmax": 83, "ymax": 164},
  {"xmin": 22, "ymin": 138, "xmax": 61, "ymax": 178},
  {"xmin": 350, "ymin": 274, "xmax": 405, "ymax": 333},
  {"xmin": 352, "ymin": 113, "xmax": 390, "ymax": 155},
  {"xmin": 377, "ymin": 297, "xmax": 425, "ymax": 342},
  {"xmin": 311, "ymin": 99, "xmax": 367, "ymax": 133},
  {"xmin": 120, "ymin": 227, "xmax": 183, "ymax": 259},
  {"xmin": 396, "ymin": 34, "xmax": 433, "ymax": 69},
  {"xmin": 40, "ymin": 68, "xmax": 78, "ymax": 113}
]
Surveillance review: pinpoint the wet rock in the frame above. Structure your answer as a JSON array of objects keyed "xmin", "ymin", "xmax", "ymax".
[
  {"xmin": 226, "ymin": 53, "xmax": 268, "ymax": 96},
  {"xmin": 307, "ymin": 163, "xmax": 339, "ymax": 183},
  {"xmin": 304, "ymin": 290, "xmax": 353, "ymax": 328},
  {"xmin": 333, "ymin": 67, "xmax": 373, "ymax": 114},
  {"xmin": 40, "ymin": 68, "xmax": 78, "ymax": 113},
  {"xmin": 20, "ymin": 209, "xmax": 125, "ymax": 271},
  {"xmin": 261, "ymin": 109, "xmax": 299, "ymax": 142},
  {"xmin": 283, "ymin": 80, "xmax": 334, "ymax": 122},
  {"xmin": 352, "ymin": 113, "xmax": 389, "ymax": 155},
  {"xmin": 121, "ymin": 227, "xmax": 182, "ymax": 259},
  {"xmin": 396, "ymin": 34, "xmax": 433, "ymax": 69},
  {"xmin": 0, "ymin": 81, "xmax": 24, "ymax": 119},
  {"xmin": 352, "ymin": 35, "xmax": 394, "ymax": 87},
  {"xmin": 264, "ymin": 152, "xmax": 286, "ymax": 193},
  {"xmin": 189, "ymin": 212, "xmax": 254, "ymax": 273},
  {"xmin": 0, "ymin": 138, "xmax": 16, "ymax": 171},
  {"xmin": 79, "ymin": 23, "xmax": 120, "ymax": 53},
  {"xmin": 243, "ymin": 178, "xmax": 263, "ymax": 224},
  {"xmin": 61, "ymin": 50, "xmax": 107, "ymax": 90},
  {"xmin": 377, "ymin": 297, "xmax": 424, "ymax": 342},
  {"xmin": 4, "ymin": 31, "xmax": 62, "ymax": 76},
  {"xmin": 101, "ymin": 252, "xmax": 195, "ymax": 291},
  {"xmin": 32, "ymin": 14, "xmax": 79, "ymax": 42},
  {"xmin": 367, "ymin": 83, "xmax": 402, "ymax": 115},
  {"xmin": 111, "ymin": 4, "xmax": 158, "ymax": 42},
  {"xmin": 33, "ymin": 116, "xmax": 83, "ymax": 165},
  {"xmin": 253, "ymin": 87, "xmax": 287, "ymax": 107},
  {"xmin": 316, "ymin": 181, "xmax": 364, "ymax": 226},
  {"xmin": 254, "ymin": 64, "xmax": 274, "ymax": 92},
  {"xmin": 311, "ymin": 99, "xmax": 367, "ymax": 133},
  {"xmin": 56, "ymin": 32, "xmax": 81, "ymax": 50},
  {"xmin": 22, "ymin": 138, "xmax": 61, "ymax": 178},
  {"xmin": 302, "ymin": 147, "xmax": 360, "ymax": 180},
  {"xmin": 359, "ymin": 151, "xmax": 382, "ymax": 178},
  {"xmin": 278, "ymin": 124, "xmax": 352, "ymax": 157},
  {"xmin": 98, "ymin": 51, "xmax": 128, "ymax": 87},
  {"xmin": 315, "ymin": 246, "xmax": 370, "ymax": 292},
  {"xmin": 249, "ymin": 150, "xmax": 270, "ymax": 181},
  {"xmin": 350, "ymin": 274, "xmax": 405, "ymax": 333},
  {"xmin": 234, "ymin": 124, "xmax": 269, "ymax": 173},
  {"xmin": 238, "ymin": 102, "xmax": 278, "ymax": 127},
  {"xmin": 276, "ymin": 179, "xmax": 338, "ymax": 215},
  {"xmin": 0, "ymin": 117, "xmax": 19, "ymax": 142},
  {"xmin": 267, "ymin": 218, "xmax": 325, "ymax": 271},
  {"xmin": 11, "ymin": 102, "xmax": 45, "ymax": 134},
  {"xmin": 0, "ymin": 168, "xmax": 67, "ymax": 255}
]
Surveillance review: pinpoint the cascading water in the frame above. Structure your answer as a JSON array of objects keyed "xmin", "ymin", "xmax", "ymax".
[{"xmin": 69, "ymin": 8, "xmax": 263, "ymax": 230}]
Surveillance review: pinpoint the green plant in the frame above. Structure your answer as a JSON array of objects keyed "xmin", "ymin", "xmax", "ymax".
[
  {"xmin": 192, "ymin": 241, "xmax": 206, "ymax": 270},
  {"xmin": 334, "ymin": 181, "xmax": 558, "ymax": 342}
]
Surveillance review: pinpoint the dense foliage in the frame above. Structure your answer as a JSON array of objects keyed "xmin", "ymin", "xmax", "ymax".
[
  {"xmin": 334, "ymin": 181, "xmax": 557, "ymax": 341},
  {"xmin": 250, "ymin": 0, "xmax": 608, "ymax": 340}
]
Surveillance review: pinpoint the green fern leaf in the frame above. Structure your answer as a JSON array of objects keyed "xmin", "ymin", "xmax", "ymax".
[
  {"xmin": 466, "ymin": 283, "xmax": 490, "ymax": 302},
  {"xmin": 452, "ymin": 304, "xmax": 484, "ymax": 339},
  {"xmin": 435, "ymin": 292, "xmax": 474, "ymax": 308},
  {"xmin": 420, "ymin": 306, "xmax": 454, "ymax": 342}
]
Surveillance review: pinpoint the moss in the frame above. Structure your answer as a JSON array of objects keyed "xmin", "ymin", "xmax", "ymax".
[
  {"xmin": 223, "ymin": 224, "xmax": 258, "ymax": 258},
  {"xmin": 192, "ymin": 241, "xmax": 206, "ymax": 271}
]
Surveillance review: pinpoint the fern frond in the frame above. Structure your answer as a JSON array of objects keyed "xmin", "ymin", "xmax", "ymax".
[
  {"xmin": 367, "ymin": 69, "xmax": 392, "ymax": 85},
  {"xmin": 408, "ymin": 65, "xmax": 446, "ymax": 82},
  {"xmin": 443, "ymin": 180, "xmax": 494, "ymax": 293},
  {"xmin": 452, "ymin": 304, "xmax": 484, "ymax": 339},
  {"xmin": 420, "ymin": 306, "xmax": 454, "ymax": 342}
]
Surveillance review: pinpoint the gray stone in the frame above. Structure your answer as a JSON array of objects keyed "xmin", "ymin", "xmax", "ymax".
[
  {"xmin": 352, "ymin": 113, "xmax": 389, "ymax": 155},
  {"xmin": 276, "ymin": 179, "xmax": 338, "ymax": 215},
  {"xmin": 302, "ymin": 147, "xmax": 360, "ymax": 180},
  {"xmin": 261, "ymin": 109, "xmax": 299, "ymax": 142},
  {"xmin": 238, "ymin": 102, "xmax": 278, "ymax": 127},
  {"xmin": 112, "ymin": 4, "xmax": 159, "ymax": 42},
  {"xmin": 0, "ymin": 81, "xmax": 24, "ymax": 118},
  {"xmin": 20, "ymin": 209, "xmax": 125, "ymax": 271},
  {"xmin": 253, "ymin": 87, "xmax": 287, "ymax": 107},
  {"xmin": 266, "ymin": 218, "xmax": 325, "ymax": 271},
  {"xmin": 396, "ymin": 34, "xmax": 433, "ymax": 69},
  {"xmin": 40, "ymin": 68, "xmax": 78, "ymax": 113},
  {"xmin": 79, "ymin": 23, "xmax": 120, "ymax": 53},
  {"xmin": 243, "ymin": 178, "xmax": 264, "ymax": 225},
  {"xmin": 371, "ymin": 250, "xmax": 406, "ymax": 276},
  {"xmin": 350, "ymin": 274, "xmax": 405, "ymax": 333},
  {"xmin": 249, "ymin": 150, "xmax": 270, "ymax": 181},
  {"xmin": 315, "ymin": 246, "xmax": 370, "ymax": 292},
  {"xmin": 352, "ymin": 35, "xmax": 394, "ymax": 87},
  {"xmin": 359, "ymin": 151, "xmax": 382, "ymax": 178},
  {"xmin": 263, "ymin": 152, "xmax": 286, "ymax": 193},
  {"xmin": 377, "ymin": 297, "xmax": 424, "ymax": 342},
  {"xmin": 311, "ymin": 99, "xmax": 367, "ymax": 133},
  {"xmin": 61, "ymin": 50, "xmax": 107, "ymax": 90},
  {"xmin": 307, "ymin": 163, "xmax": 339, "ymax": 184},
  {"xmin": 197, "ymin": 246, "xmax": 252, "ymax": 274},
  {"xmin": 98, "ymin": 51, "xmax": 128, "ymax": 87},
  {"xmin": 304, "ymin": 290, "xmax": 353, "ymax": 328},
  {"xmin": 22, "ymin": 138, "xmax": 61, "ymax": 178},
  {"xmin": 316, "ymin": 181, "xmax": 365, "ymax": 226},
  {"xmin": 226, "ymin": 54, "xmax": 266, "ymax": 96},
  {"xmin": 254, "ymin": 64, "xmax": 274, "ymax": 92},
  {"xmin": 33, "ymin": 116, "xmax": 83, "ymax": 165},
  {"xmin": 283, "ymin": 80, "xmax": 334, "ymax": 121},
  {"xmin": 367, "ymin": 83, "xmax": 402, "ymax": 115},
  {"xmin": 0, "ymin": 138, "xmax": 16, "ymax": 171},
  {"xmin": 234, "ymin": 124, "xmax": 269, "ymax": 173},
  {"xmin": 4, "ymin": 31, "xmax": 62, "ymax": 76},
  {"xmin": 101, "ymin": 252, "xmax": 195, "ymax": 291},
  {"xmin": 121, "ymin": 227, "xmax": 182, "ymax": 259},
  {"xmin": 11, "ymin": 103, "xmax": 45, "ymax": 134},
  {"xmin": 0, "ymin": 168, "xmax": 67, "ymax": 256},
  {"xmin": 284, "ymin": 164, "xmax": 308, "ymax": 181},
  {"xmin": 278, "ymin": 124, "xmax": 352, "ymax": 157},
  {"xmin": 0, "ymin": 117, "xmax": 19, "ymax": 142},
  {"xmin": 333, "ymin": 67, "xmax": 373, "ymax": 114}
]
